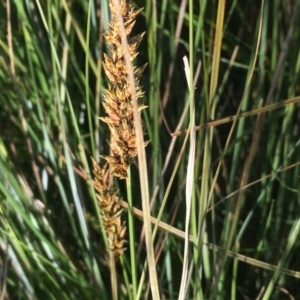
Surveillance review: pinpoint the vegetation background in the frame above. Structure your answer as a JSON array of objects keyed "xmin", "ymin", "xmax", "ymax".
[{"xmin": 1, "ymin": 0, "xmax": 300, "ymax": 299}]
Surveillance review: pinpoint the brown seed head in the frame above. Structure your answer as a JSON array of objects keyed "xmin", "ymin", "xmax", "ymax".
[
  {"xmin": 91, "ymin": 158, "xmax": 127, "ymax": 257},
  {"xmin": 101, "ymin": 0, "xmax": 146, "ymax": 179}
]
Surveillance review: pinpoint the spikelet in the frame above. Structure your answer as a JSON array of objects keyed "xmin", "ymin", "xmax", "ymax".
[
  {"xmin": 100, "ymin": 0, "xmax": 146, "ymax": 179},
  {"xmin": 91, "ymin": 158, "xmax": 126, "ymax": 257}
]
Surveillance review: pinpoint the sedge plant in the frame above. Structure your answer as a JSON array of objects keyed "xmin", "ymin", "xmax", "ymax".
[{"xmin": 1, "ymin": 0, "xmax": 300, "ymax": 299}]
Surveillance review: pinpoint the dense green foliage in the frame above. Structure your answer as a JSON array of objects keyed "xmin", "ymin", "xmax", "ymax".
[{"xmin": 1, "ymin": 0, "xmax": 300, "ymax": 299}]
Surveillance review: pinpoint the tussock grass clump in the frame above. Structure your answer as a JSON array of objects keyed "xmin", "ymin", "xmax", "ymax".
[
  {"xmin": 4, "ymin": 0, "xmax": 300, "ymax": 299},
  {"xmin": 91, "ymin": 158, "xmax": 126, "ymax": 257},
  {"xmin": 100, "ymin": 0, "xmax": 147, "ymax": 179}
]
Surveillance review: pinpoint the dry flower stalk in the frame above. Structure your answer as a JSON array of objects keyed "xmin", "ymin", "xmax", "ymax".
[
  {"xmin": 100, "ymin": 0, "xmax": 147, "ymax": 179},
  {"xmin": 91, "ymin": 158, "xmax": 126, "ymax": 257}
]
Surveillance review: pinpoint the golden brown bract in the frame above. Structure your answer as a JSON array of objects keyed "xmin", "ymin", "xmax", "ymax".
[
  {"xmin": 100, "ymin": 0, "xmax": 146, "ymax": 179},
  {"xmin": 91, "ymin": 158, "xmax": 127, "ymax": 257}
]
